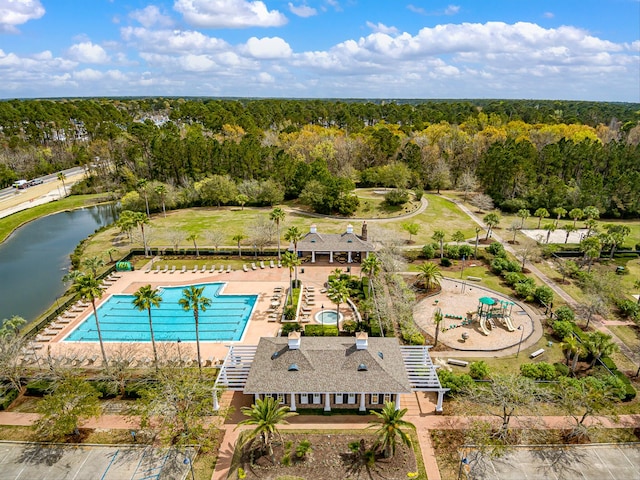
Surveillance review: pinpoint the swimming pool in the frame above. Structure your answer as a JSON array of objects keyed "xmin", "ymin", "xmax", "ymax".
[{"xmin": 64, "ymin": 283, "xmax": 257, "ymax": 343}]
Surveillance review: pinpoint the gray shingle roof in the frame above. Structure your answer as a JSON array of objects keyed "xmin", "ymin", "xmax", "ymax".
[
  {"xmin": 297, "ymin": 231, "xmax": 374, "ymax": 253},
  {"xmin": 243, "ymin": 337, "xmax": 412, "ymax": 394}
]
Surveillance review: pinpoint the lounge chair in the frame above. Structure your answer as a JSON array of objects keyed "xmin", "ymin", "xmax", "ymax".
[
  {"xmin": 153, "ymin": 265, "xmax": 160, "ymax": 274},
  {"xmin": 277, "ymin": 262, "xmax": 282, "ymax": 268},
  {"xmin": 192, "ymin": 265, "xmax": 198, "ymax": 273},
  {"xmin": 243, "ymin": 264, "xmax": 249, "ymax": 272},
  {"xmin": 204, "ymin": 356, "xmax": 214, "ymax": 367},
  {"xmin": 251, "ymin": 263, "xmax": 257, "ymax": 270},
  {"xmin": 260, "ymin": 261, "xmax": 265, "ymax": 269},
  {"xmin": 170, "ymin": 266, "xmax": 176, "ymax": 273},
  {"xmin": 270, "ymin": 260, "xmax": 275, "ymax": 268},
  {"xmin": 201, "ymin": 265, "xmax": 207, "ymax": 273},
  {"xmin": 226, "ymin": 265, "xmax": 232, "ymax": 273},
  {"xmin": 219, "ymin": 265, "xmax": 224, "ymax": 273},
  {"xmin": 145, "ymin": 266, "xmax": 151, "ymax": 273},
  {"xmin": 210, "ymin": 265, "xmax": 216, "ymax": 273},
  {"xmin": 180, "ymin": 265, "xmax": 186, "ymax": 273}
]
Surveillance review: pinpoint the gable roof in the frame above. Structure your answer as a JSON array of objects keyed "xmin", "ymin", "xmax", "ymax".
[
  {"xmin": 297, "ymin": 230, "xmax": 374, "ymax": 253},
  {"xmin": 243, "ymin": 336, "xmax": 412, "ymax": 394}
]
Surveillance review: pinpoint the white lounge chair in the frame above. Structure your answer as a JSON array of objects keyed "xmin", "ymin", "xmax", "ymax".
[
  {"xmin": 218, "ymin": 265, "xmax": 224, "ymax": 273},
  {"xmin": 251, "ymin": 263, "xmax": 257, "ymax": 270},
  {"xmin": 192, "ymin": 265, "xmax": 198, "ymax": 273},
  {"xmin": 226, "ymin": 265, "xmax": 232, "ymax": 273},
  {"xmin": 201, "ymin": 265, "xmax": 207, "ymax": 273},
  {"xmin": 170, "ymin": 266, "xmax": 176, "ymax": 273},
  {"xmin": 180, "ymin": 265, "xmax": 186, "ymax": 273},
  {"xmin": 270, "ymin": 260, "xmax": 275, "ymax": 268},
  {"xmin": 243, "ymin": 264, "xmax": 248, "ymax": 272},
  {"xmin": 260, "ymin": 261, "xmax": 265, "ymax": 269},
  {"xmin": 153, "ymin": 265, "xmax": 160, "ymax": 274},
  {"xmin": 210, "ymin": 265, "xmax": 216, "ymax": 273}
]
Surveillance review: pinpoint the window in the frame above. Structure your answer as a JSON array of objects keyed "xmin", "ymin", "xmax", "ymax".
[
  {"xmin": 335, "ymin": 393, "xmax": 344, "ymax": 404},
  {"xmin": 371, "ymin": 393, "xmax": 379, "ymax": 404},
  {"xmin": 300, "ymin": 393, "xmax": 309, "ymax": 404},
  {"xmin": 347, "ymin": 393, "xmax": 356, "ymax": 404},
  {"xmin": 277, "ymin": 393, "xmax": 285, "ymax": 404},
  {"xmin": 312, "ymin": 393, "xmax": 322, "ymax": 404},
  {"xmin": 384, "ymin": 393, "xmax": 391, "ymax": 403},
  {"xmin": 357, "ymin": 363, "xmax": 368, "ymax": 371}
]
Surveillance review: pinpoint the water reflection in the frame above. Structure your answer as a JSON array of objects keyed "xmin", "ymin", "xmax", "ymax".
[{"xmin": 0, "ymin": 204, "xmax": 118, "ymax": 323}]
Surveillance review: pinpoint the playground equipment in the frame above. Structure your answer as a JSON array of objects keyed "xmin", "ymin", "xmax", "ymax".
[
  {"xmin": 115, "ymin": 261, "xmax": 134, "ymax": 272},
  {"xmin": 476, "ymin": 296, "xmax": 516, "ymax": 336}
]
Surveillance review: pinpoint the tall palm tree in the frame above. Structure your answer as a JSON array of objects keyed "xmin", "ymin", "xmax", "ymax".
[
  {"xmin": 72, "ymin": 274, "xmax": 108, "ymax": 368},
  {"xmin": 416, "ymin": 262, "xmax": 443, "ymax": 291},
  {"xmin": 483, "ymin": 213, "xmax": 500, "ymax": 240},
  {"xmin": 179, "ymin": 286, "xmax": 212, "ymax": 375},
  {"xmin": 57, "ymin": 172, "xmax": 67, "ymax": 196},
  {"xmin": 552, "ymin": 207, "xmax": 567, "ymax": 227},
  {"xmin": 543, "ymin": 222, "xmax": 556, "ymax": 244},
  {"xmin": 569, "ymin": 208, "xmax": 584, "ymax": 228},
  {"xmin": 82, "ymin": 256, "xmax": 104, "ymax": 277},
  {"xmin": 368, "ymin": 402, "xmax": 415, "ymax": 458},
  {"xmin": 137, "ymin": 178, "xmax": 150, "ymax": 217},
  {"xmin": 154, "ymin": 184, "xmax": 167, "ymax": 217},
  {"xmin": 281, "ymin": 251, "xmax": 301, "ymax": 305},
  {"xmin": 132, "ymin": 285, "xmax": 163, "ymax": 370},
  {"xmin": 561, "ymin": 335, "xmax": 585, "ymax": 374},
  {"xmin": 563, "ymin": 224, "xmax": 577, "ymax": 244},
  {"xmin": 132, "ymin": 211, "xmax": 150, "ymax": 256},
  {"xmin": 327, "ymin": 278, "xmax": 350, "ymax": 318},
  {"xmin": 517, "ymin": 208, "xmax": 530, "ymax": 228},
  {"xmin": 585, "ymin": 331, "xmax": 618, "ymax": 368},
  {"xmin": 186, "ymin": 233, "xmax": 200, "ymax": 257},
  {"xmin": 433, "ymin": 307, "xmax": 443, "ymax": 347},
  {"xmin": 269, "ymin": 207, "xmax": 286, "ymax": 260},
  {"xmin": 284, "ymin": 226, "xmax": 303, "ymax": 282},
  {"xmin": 360, "ymin": 254, "xmax": 381, "ymax": 296},
  {"xmin": 534, "ymin": 208, "xmax": 550, "ymax": 229},
  {"xmin": 232, "ymin": 233, "xmax": 245, "ymax": 257},
  {"xmin": 236, "ymin": 396, "xmax": 297, "ymax": 459},
  {"xmin": 431, "ymin": 230, "xmax": 445, "ymax": 259}
]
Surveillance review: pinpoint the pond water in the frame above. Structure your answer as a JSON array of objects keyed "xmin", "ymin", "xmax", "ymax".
[{"xmin": 0, "ymin": 204, "xmax": 118, "ymax": 323}]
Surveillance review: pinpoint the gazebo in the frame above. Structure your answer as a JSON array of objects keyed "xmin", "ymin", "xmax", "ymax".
[{"xmin": 295, "ymin": 223, "xmax": 375, "ymax": 263}]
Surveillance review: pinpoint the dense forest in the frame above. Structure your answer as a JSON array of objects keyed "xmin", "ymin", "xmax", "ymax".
[{"xmin": 0, "ymin": 98, "xmax": 639, "ymax": 217}]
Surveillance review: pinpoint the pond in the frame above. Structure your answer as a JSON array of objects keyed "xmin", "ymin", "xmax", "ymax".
[{"xmin": 0, "ymin": 204, "xmax": 118, "ymax": 324}]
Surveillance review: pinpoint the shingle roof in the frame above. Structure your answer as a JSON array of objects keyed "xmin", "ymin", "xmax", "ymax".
[
  {"xmin": 297, "ymin": 231, "xmax": 374, "ymax": 253},
  {"xmin": 243, "ymin": 337, "xmax": 412, "ymax": 394}
]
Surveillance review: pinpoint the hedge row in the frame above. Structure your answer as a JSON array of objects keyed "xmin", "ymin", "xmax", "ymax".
[{"xmin": 0, "ymin": 388, "xmax": 19, "ymax": 410}]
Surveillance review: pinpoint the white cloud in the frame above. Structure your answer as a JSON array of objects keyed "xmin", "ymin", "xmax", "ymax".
[
  {"xmin": 0, "ymin": 0, "xmax": 44, "ymax": 33},
  {"xmin": 243, "ymin": 36, "xmax": 292, "ymax": 59},
  {"xmin": 406, "ymin": 4, "xmax": 425, "ymax": 15},
  {"xmin": 288, "ymin": 2, "xmax": 316, "ymax": 18},
  {"xmin": 129, "ymin": 5, "xmax": 173, "ymax": 28},
  {"xmin": 444, "ymin": 5, "xmax": 460, "ymax": 15},
  {"xmin": 73, "ymin": 68, "xmax": 104, "ymax": 81},
  {"xmin": 543, "ymin": 12, "xmax": 554, "ymax": 19},
  {"xmin": 174, "ymin": 0, "xmax": 287, "ymax": 28},
  {"xmin": 67, "ymin": 42, "xmax": 110, "ymax": 64},
  {"xmin": 256, "ymin": 71, "xmax": 274, "ymax": 83},
  {"xmin": 121, "ymin": 27, "xmax": 229, "ymax": 54},
  {"xmin": 366, "ymin": 22, "xmax": 399, "ymax": 35}
]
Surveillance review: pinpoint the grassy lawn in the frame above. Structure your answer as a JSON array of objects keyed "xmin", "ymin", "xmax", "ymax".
[
  {"xmin": 608, "ymin": 325, "xmax": 640, "ymax": 352},
  {"xmin": 0, "ymin": 194, "xmax": 111, "ymax": 244}
]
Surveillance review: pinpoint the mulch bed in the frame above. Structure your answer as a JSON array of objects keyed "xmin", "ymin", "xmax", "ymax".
[{"xmin": 237, "ymin": 432, "xmax": 418, "ymax": 480}]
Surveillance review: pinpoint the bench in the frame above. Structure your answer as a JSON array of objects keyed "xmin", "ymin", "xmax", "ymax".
[
  {"xmin": 447, "ymin": 359, "xmax": 469, "ymax": 367},
  {"xmin": 530, "ymin": 349, "xmax": 545, "ymax": 359},
  {"xmin": 467, "ymin": 276, "xmax": 482, "ymax": 282}
]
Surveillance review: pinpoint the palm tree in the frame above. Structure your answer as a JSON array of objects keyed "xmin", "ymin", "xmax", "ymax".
[
  {"xmin": 72, "ymin": 274, "xmax": 108, "ymax": 368},
  {"xmin": 270, "ymin": 207, "xmax": 286, "ymax": 260},
  {"xmin": 132, "ymin": 285, "xmax": 163, "ymax": 370},
  {"xmin": 431, "ymin": 230, "xmax": 445, "ymax": 258},
  {"xmin": 327, "ymin": 278, "xmax": 350, "ymax": 319},
  {"xmin": 483, "ymin": 213, "xmax": 500, "ymax": 240},
  {"xmin": 368, "ymin": 402, "xmax": 414, "ymax": 458},
  {"xmin": 585, "ymin": 331, "xmax": 618, "ymax": 368},
  {"xmin": 552, "ymin": 207, "xmax": 567, "ymax": 227},
  {"xmin": 186, "ymin": 233, "xmax": 200, "ymax": 257},
  {"xmin": 516, "ymin": 208, "xmax": 530, "ymax": 228},
  {"xmin": 106, "ymin": 247, "xmax": 118, "ymax": 264},
  {"xmin": 534, "ymin": 208, "xmax": 550, "ymax": 229},
  {"xmin": 563, "ymin": 224, "xmax": 577, "ymax": 243},
  {"xmin": 569, "ymin": 208, "xmax": 584, "ymax": 228},
  {"xmin": 132, "ymin": 211, "xmax": 150, "ymax": 256},
  {"xmin": 474, "ymin": 226, "xmax": 482, "ymax": 258},
  {"xmin": 232, "ymin": 233, "xmax": 245, "ymax": 257},
  {"xmin": 236, "ymin": 396, "xmax": 297, "ymax": 459},
  {"xmin": 451, "ymin": 230, "xmax": 465, "ymax": 245},
  {"xmin": 284, "ymin": 226, "xmax": 303, "ymax": 282},
  {"xmin": 580, "ymin": 236, "xmax": 601, "ymax": 273},
  {"xmin": 360, "ymin": 254, "xmax": 381, "ymax": 296},
  {"xmin": 416, "ymin": 262, "xmax": 443, "ymax": 291},
  {"xmin": 433, "ymin": 307, "xmax": 443, "ymax": 347},
  {"xmin": 281, "ymin": 251, "xmax": 301, "ymax": 305},
  {"xmin": 154, "ymin": 184, "xmax": 167, "ymax": 217},
  {"xmin": 82, "ymin": 256, "xmax": 104, "ymax": 277},
  {"xmin": 57, "ymin": 172, "xmax": 67, "ymax": 196},
  {"xmin": 137, "ymin": 178, "xmax": 150, "ymax": 217},
  {"xmin": 543, "ymin": 222, "xmax": 556, "ymax": 244},
  {"xmin": 179, "ymin": 286, "xmax": 212, "ymax": 375},
  {"xmin": 561, "ymin": 335, "xmax": 585, "ymax": 374}
]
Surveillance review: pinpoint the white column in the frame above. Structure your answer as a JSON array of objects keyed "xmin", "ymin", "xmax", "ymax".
[
  {"xmin": 324, "ymin": 393, "xmax": 331, "ymax": 412},
  {"xmin": 347, "ymin": 251, "xmax": 352, "ymax": 263},
  {"xmin": 436, "ymin": 391, "xmax": 445, "ymax": 412},
  {"xmin": 395, "ymin": 393, "xmax": 401, "ymax": 411},
  {"xmin": 290, "ymin": 393, "xmax": 297, "ymax": 412},
  {"xmin": 254, "ymin": 393, "xmax": 260, "ymax": 402},
  {"xmin": 329, "ymin": 251, "xmax": 334, "ymax": 263},
  {"xmin": 359, "ymin": 393, "xmax": 366, "ymax": 412},
  {"xmin": 311, "ymin": 251, "xmax": 316, "ymax": 263},
  {"xmin": 213, "ymin": 389, "xmax": 219, "ymax": 411}
]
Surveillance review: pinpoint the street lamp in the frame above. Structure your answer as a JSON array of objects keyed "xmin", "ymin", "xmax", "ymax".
[
  {"xmin": 321, "ymin": 304, "xmax": 324, "ymax": 330},
  {"xmin": 516, "ymin": 325, "xmax": 525, "ymax": 358},
  {"xmin": 177, "ymin": 338, "xmax": 182, "ymax": 364}
]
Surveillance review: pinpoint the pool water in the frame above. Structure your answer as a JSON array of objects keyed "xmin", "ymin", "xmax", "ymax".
[
  {"xmin": 314, "ymin": 310, "xmax": 343, "ymax": 325},
  {"xmin": 64, "ymin": 283, "xmax": 257, "ymax": 343}
]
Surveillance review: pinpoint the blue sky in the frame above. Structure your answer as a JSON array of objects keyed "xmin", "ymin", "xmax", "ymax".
[{"xmin": 0, "ymin": 0, "xmax": 638, "ymax": 101}]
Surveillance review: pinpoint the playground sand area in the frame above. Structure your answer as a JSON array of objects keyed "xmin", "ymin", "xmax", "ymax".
[{"xmin": 414, "ymin": 278, "xmax": 536, "ymax": 351}]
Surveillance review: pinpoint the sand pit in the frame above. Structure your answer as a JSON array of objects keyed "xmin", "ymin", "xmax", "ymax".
[{"xmin": 414, "ymin": 278, "xmax": 540, "ymax": 352}]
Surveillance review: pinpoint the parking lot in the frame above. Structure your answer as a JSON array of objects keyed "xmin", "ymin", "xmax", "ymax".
[{"xmin": 0, "ymin": 442, "xmax": 196, "ymax": 480}]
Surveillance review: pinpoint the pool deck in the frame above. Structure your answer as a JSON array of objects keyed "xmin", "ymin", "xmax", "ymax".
[{"xmin": 34, "ymin": 261, "xmax": 357, "ymax": 366}]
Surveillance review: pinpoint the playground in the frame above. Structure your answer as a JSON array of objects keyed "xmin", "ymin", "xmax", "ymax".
[{"xmin": 414, "ymin": 278, "xmax": 540, "ymax": 351}]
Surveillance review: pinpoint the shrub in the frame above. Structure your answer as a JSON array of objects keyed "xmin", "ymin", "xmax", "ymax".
[
  {"xmin": 92, "ymin": 380, "xmax": 118, "ymax": 399},
  {"xmin": 414, "ymin": 188, "xmax": 424, "ymax": 201},
  {"xmin": 491, "ymin": 257, "xmax": 510, "ymax": 274},
  {"xmin": 0, "ymin": 388, "xmax": 19, "ymax": 410},
  {"xmin": 554, "ymin": 306, "xmax": 575, "ymax": 322},
  {"xmin": 520, "ymin": 362, "xmax": 558, "ymax": 381},
  {"xmin": 25, "ymin": 379, "xmax": 53, "ymax": 396},
  {"xmin": 296, "ymin": 439, "xmax": 312, "ymax": 458},
  {"xmin": 553, "ymin": 362, "xmax": 570, "ymax": 377},
  {"xmin": 469, "ymin": 361, "xmax": 489, "ymax": 380},
  {"xmin": 613, "ymin": 371, "xmax": 637, "ymax": 401},
  {"xmin": 124, "ymin": 381, "xmax": 147, "ymax": 399},
  {"xmin": 552, "ymin": 320, "xmax": 575, "ymax": 340},
  {"xmin": 437, "ymin": 370, "xmax": 474, "ymax": 396},
  {"xmin": 616, "ymin": 299, "xmax": 639, "ymax": 320},
  {"xmin": 284, "ymin": 305, "xmax": 296, "ymax": 321},
  {"xmin": 504, "ymin": 271, "xmax": 524, "ymax": 286},
  {"xmin": 281, "ymin": 322, "xmax": 302, "ymax": 335},
  {"xmin": 341, "ymin": 320, "xmax": 358, "ymax": 334},
  {"xmin": 440, "ymin": 257, "xmax": 452, "ymax": 267},
  {"xmin": 487, "ymin": 242, "xmax": 506, "ymax": 257},
  {"xmin": 534, "ymin": 285, "xmax": 554, "ymax": 306},
  {"xmin": 384, "ymin": 189, "xmax": 410, "ymax": 206},
  {"xmin": 459, "ymin": 244, "xmax": 474, "ymax": 259},
  {"xmin": 443, "ymin": 244, "xmax": 460, "ymax": 259},
  {"xmin": 421, "ymin": 244, "xmax": 436, "ymax": 259},
  {"xmin": 304, "ymin": 325, "xmax": 339, "ymax": 336},
  {"xmin": 514, "ymin": 278, "xmax": 536, "ymax": 299},
  {"xmin": 408, "ymin": 332, "xmax": 425, "ymax": 345}
]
